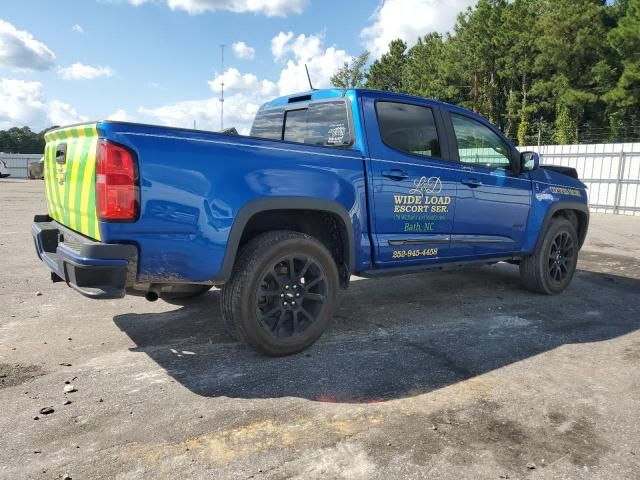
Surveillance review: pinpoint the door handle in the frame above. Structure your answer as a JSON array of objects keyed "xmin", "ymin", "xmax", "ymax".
[
  {"xmin": 462, "ymin": 177, "xmax": 483, "ymax": 188},
  {"xmin": 381, "ymin": 169, "xmax": 409, "ymax": 180}
]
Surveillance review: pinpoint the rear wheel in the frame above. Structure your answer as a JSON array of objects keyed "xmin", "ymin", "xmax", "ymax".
[
  {"xmin": 221, "ymin": 231, "xmax": 338, "ymax": 356},
  {"xmin": 520, "ymin": 217, "xmax": 579, "ymax": 294}
]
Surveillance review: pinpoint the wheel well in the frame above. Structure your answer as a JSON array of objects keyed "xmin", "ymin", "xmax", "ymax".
[
  {"xmin": 239, "ymin": 209, "xmax": 351, "ymax": 287},
  {"xmin": 552, "ymin": 209, "xmax": 588, "ymax": 247}
]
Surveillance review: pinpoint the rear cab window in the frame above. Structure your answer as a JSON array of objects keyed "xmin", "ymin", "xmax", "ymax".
[
  {"xmin": 250, "ymin": 107, "xmax": 284, "ymax": 141},
  {"xmin": 251, "ymin": 100, "xmax": 353, "ymax": 148}
]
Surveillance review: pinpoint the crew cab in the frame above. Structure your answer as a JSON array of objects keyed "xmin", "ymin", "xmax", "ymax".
[{"xmin": 32, "ymin": 89, "xmax": 589, "ymax": 355}]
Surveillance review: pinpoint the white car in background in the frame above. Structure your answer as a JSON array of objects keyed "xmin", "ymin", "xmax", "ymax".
[{"xmin": 0, "ymin": 159, "xmax": 10, "ymax": 178}]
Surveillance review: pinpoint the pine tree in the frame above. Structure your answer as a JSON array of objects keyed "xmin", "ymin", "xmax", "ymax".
[
  {"xmin": 365, "ymin": 39, "xmax": 408, "ymax": 92},
  {"xmin": 359, "ymin": 0, "xmax": 636, "ymax": 145},
  {"xmin": 404, "ymin": 33, "xmax": 451, "ymax": 101},
  {"xmin": 330, "ymin": 51, "xmax": 370, "ymax": 88},
  {"xmin": 554, "ymin": 105, "xmax": 578, "ymax": 144},
  {"xmin": 604, "ymin": 0, "xmax": 640, "ymax": 129},
  {"xmin": 532, "ymin": 0, "xmax": 606, "ymax": 139}
]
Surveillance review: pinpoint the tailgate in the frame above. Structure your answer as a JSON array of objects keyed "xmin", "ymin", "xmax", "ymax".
[{"xmin": 44, "ymin": 124, "xmax": 101, "ymax": 240}]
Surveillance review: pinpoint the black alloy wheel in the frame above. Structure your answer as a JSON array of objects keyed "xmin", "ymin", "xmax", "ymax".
[
  {"xmin": 256, "ymin": 255, "xmax": 328, "ymax": 338},
  {"xmin": 220, "ymin": 230, "xmax": 339, "ymax": 356},
  {"xmin": 548, "ymin": 230, "xmax": 575, "ymax": 284}
]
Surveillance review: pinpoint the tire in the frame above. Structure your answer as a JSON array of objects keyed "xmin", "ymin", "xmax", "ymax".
[
  {"xmin": 221, "ymin": 230, "xmax": 339, "ymax": 356},
  {"xmin": 161, "ymin": 285, "xmax": 213, "ymax": 304},
  {"xmin": 520, "ymin": 217, "xmax": 579, "ymax": 294}
]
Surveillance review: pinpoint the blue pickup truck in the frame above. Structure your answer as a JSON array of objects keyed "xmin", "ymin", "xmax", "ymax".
[{"xmin": 32, "ymin": 88, "xmax": 589, "ymax": 355}]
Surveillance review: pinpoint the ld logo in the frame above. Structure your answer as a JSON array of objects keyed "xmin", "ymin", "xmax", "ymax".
[{"xmin": 409, "ymin": 176, "xmax": 442, "ymax": 195}]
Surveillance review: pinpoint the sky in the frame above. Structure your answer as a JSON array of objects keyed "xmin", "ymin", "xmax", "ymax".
[{"xmin": 0, "ymin": 0, "xmax": 476, "ymax": 134}]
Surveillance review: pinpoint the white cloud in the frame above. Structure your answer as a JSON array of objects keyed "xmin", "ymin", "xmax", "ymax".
[
  {"xmin": 0, "ymin": 78, "xmax": 85, "ymax": 130},
  {"xmin": 100, "ymin": 0, "xmax": 151, "ymax": 5},
  {"xmin": 232, "ymin": 41, "xmax": 255, "ymax": 60},
  {"xmin": 272, "ymin": 32, "xmax": 323, "ymax": 63},
  {"xmin": 71, "ymin": 24, "xmax": 85, "ymax": 34},
  {"xmin": 208, "ymin": 68, "xmax": 276, "ymax": 96},
  {"xmin": 140, "ymin": 32, "xmax": 351, "ymax": 134},
  {"xmin": 271, "ymin": 32, "xmax": 350, "ymax": 95},
  {"xmin": 276, "ymin": 47, "xmax": 350, "ymax": 95},
  {"xmin": 167, "ymin": 0, "xmax": 306, "ymax": 16},
  {"xmin": 271, "ymin": 31, "xmax": 294, "ymax": 61},
  {"xmin": 0, "ymin": 79, "xmax": 46, "ymax": 129},
  {"xmin": 139, "ymin": 93, "xmax": 261, "ymax": 134},
  {"xmin": 112, "ymin": 0, "xmax": 305, "ymax": 16},
  {"xmin": 48, "ymin": 100, "xmax": 89, "ymax": 126},
  {"xmin": 141, "ymin": 68, "xmax": 276, "ymax": 134},
  {"xmin": 361, "ymin": 0, "xmax": 475, "ymax": 57},
  {"xmin": 0, "ymin": 19, "xmax": 56, "ymax": 71},
  {"xmin": 107, "ymin": 108, "xmax": 129, "ymax": 121},
  {"xmin": 58, "ymin": 63, "xmax": 115, "ymax": 80}
]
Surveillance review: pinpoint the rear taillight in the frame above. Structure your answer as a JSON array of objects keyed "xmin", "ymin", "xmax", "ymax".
[{"xmin": 96, "ymin": 140, "xmax": 139, "ymax": 221}]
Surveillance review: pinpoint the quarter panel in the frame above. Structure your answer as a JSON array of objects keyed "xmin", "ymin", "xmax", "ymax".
[{"xmin": 97, "ymin": 123, "xmax": 369, "ymax": 283}]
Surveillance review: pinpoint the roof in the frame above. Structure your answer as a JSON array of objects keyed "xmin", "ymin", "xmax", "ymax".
[{"xmin": 259, "ymin": 88, "xmax": 481, "ymax": 120}]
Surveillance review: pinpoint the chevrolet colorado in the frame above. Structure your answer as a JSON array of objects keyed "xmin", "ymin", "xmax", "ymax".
[{"xmin": 32, "ymin": 89, "xmax": 589, "ymax": 355}]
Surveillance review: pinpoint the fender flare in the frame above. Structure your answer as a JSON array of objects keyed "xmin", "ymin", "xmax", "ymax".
[
  {"xmin": 535, "ymin": 201, "xmax": 590, "ymax": 252},
  {"xmin": 212, "ymin": 197, "xmax": 355, "ymax": 283}
]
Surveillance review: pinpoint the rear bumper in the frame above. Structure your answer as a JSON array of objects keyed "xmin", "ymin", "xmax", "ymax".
[{"xmin": 32, "ymin": 215, "xmax": 138, "ymax": 299}]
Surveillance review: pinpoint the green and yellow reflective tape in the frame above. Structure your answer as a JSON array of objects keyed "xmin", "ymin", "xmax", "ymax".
[{"xmin": 43, "ymin": 123, "xmax": 101, "ymax": 240}]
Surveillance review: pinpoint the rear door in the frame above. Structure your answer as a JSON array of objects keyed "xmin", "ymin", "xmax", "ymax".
[
  {"xmin": 362, "ymin": 95, "xmax": 459, "ymax": 267},
  {"xmin": 43, "ymin": 124, "xmax": 101, "ymax": 240},
  {"xmin": 443, "ymin": 111, "xmax": 531, "ymax": 257}
]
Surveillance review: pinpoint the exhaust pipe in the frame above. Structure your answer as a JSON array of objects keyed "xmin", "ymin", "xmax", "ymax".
[{"xmin": 145, "ymin": 286, "xmax": 160, "ymax": 302}]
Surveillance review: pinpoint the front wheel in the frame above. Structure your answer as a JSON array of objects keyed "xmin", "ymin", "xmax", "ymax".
[
  {"xmin": 520, "ymin": 217, "xmax": 579, "ymax": 294},
  {"xmin": 221, "ymin": 231, "xmax": 339, "ymax": 356}
]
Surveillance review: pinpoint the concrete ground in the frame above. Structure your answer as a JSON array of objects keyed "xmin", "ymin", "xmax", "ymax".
[{"xmin": 1, "ymin": 179, "xmax": 639, "ymax": 480}]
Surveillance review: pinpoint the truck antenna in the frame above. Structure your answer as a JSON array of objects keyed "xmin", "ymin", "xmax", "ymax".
[
  {"xmin": 304, "ymin": 64, "xmax": 315, "ymax": 91},
  {"xmin": 219, "ymin": 44, "xmax": 225, "ymax": 130}
]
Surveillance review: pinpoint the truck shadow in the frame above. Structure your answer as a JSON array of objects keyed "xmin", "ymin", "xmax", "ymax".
[{"xmin": 113, "ymin": 253, "xmax": 640, "ymax": 403}]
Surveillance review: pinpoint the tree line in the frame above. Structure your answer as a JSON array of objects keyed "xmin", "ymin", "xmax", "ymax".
[
  {"xmin": 0, "ymin": 127, "xmax": 47, "ymax": 154},
  {"xmin": 331, "ymin": 0, "xmax": 640, "ymax": 146}
]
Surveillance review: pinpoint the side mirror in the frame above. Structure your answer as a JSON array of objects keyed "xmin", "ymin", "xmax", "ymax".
[{"xmin": 520, "ymin": 151, "xmax": 540, "ymax": 172}]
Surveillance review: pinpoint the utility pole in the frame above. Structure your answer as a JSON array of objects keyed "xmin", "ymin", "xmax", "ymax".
[
  {"xmin": 537, "ymin": 116, "xmax": 543, "ymax": 148},
  {"xmin": 219, "ymin": 44, "xmax": 225, "ymax": 131},
  {"xmin": 537, "ymin": 126, "xmax": 542, "ymax": 148}
]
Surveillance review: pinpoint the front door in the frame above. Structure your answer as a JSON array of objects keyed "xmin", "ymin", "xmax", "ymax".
[
  {"xmin": 445, "ymin": 111, "xmax": 531, "ymax": 257},
  {"xmin": 363, "ymin": 96, "xmax": 459, "ymax": 267}
]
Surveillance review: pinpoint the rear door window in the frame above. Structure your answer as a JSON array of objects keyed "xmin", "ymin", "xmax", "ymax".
[{"xmin": 376, "ymin": 101, "xmax": 441, "ymax": 158}]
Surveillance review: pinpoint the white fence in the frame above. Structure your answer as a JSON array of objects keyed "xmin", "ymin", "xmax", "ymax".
[
  {"xmin": 0, "ymin": 153, "xmax": 42, "ymax": 179},
  {"xmin": 522, "ymin": 143, "xmax": 640, "ymax": 216}
]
